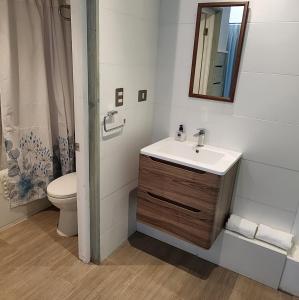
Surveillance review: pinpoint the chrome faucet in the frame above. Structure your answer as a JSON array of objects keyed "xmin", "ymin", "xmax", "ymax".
[{"xmin": 194, "ymin": 128, "xmax": 206, "ymax": 147}]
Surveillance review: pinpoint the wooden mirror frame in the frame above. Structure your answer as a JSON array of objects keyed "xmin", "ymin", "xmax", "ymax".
[{"xmin": 189, "ymin": 2, "xmax": 249, "ymax": 103}]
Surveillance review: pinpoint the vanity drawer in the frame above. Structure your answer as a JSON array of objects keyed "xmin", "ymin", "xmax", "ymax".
[
  {"xmin": 137, "ymin": 189, "xmax": 213, "ymax": 248},
  {"xmin": 139, "ymin": 155, "xmax": 221, "ymax": 214}
]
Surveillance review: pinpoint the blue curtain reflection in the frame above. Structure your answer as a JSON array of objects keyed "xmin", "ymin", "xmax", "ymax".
[{"xmin": 224, "ymin": 24, "xmax": 241, "ymax": 97}]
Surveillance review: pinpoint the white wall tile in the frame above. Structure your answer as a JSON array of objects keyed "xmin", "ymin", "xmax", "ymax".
[
  {"xmin": 174, "ymin": 23, "xmax": 195, "ymax": 68},
  {"xmin": 160, "ymin": 0, "xmax": 221, "ymax": 25},
  {"xmin": 100, "ymin": 180, "xmax": 137, "ymax": 233},
  {"xmin": 102, "ymin": 0, "xmax": 160, "ymax": 21},
  {"xmin": 100, "ymin": 146, "xmax": 139, "ymax": 199},
  {"xmin": 156, "ymin": 25, "xmax": 179, "ymax": 68},
  {"xmin": 99, "ymin": 9, "xmax": 134, "ymax": 65},
  {"xmin": 292, "ymin": 211, "xmax": 299, "ymax": 243},
  {"xmin": 169, "ymin": 106, "xmax": 299, "ymax": 171},
  {"xmin": 242, "ymin": 23, "xmax": 299, "ymax": 76},
  {"xmin": 154, "ymin": 65, "xmax": 176, "ymax": 107},
  {"xmin": 173, "ymin": 0, "xmax": 299, "ymax": 24},
  {"xmin": 102, "ymin": 0, "xmax": 143, "ymax": 17},
  {"xmin": 280, "ymin": 255, "xmax": 299, "ymax": 297},
  {"xmin": 151, "ymin": 23, "xmax": 194, "ymax": 70},
  {"xmin": 235, "ymin": 160, "xmax": 299, "ymax": 212},
  {"xmin": 99, "ymin": 3, "xmax": 159, "ymax": 260},
  {"xmin": 100, "ymin": 220, "xmax": 130, "ymax": 260},
  {"xmin": 248, "ymin": 0, "xmax": 299, "ymax": 23},
  {"xmin": 100, "ymin": 106, "xmax": 153, "ymax": 198},
  {"xmin": 159, "ymin": 0, "xmax": 180, "ymax": 25},
  {"xmin": 176, "ymin": 0, "xmax": 198, "ymax": 24},
  {"xmin": 142, "ymin": 1, "xmax": 161, "ymax": 21},
  {"xmin": 152, "ymin": 104, "xmax": 171, "ymax": 142},
  {"xmin": 100, "ymin": 64, "xmax": 156, "ymax": 112},
  {"xmin": 0, "ymin": 196, "xmax": 50, "ymax": 229},
  {"xmin": 232, "ymin": 195, "xmax": 296, "ymax": 232},
  {"xmin": 100, "ymin": 104, "xmax": 153, "ymax": 158},
  {"xmin": 235, "ymin": 72, "xmax": 299, "ymax": 124},
  {"xmin": 100, "ymin": 9, "xmax": 158, "ymax": 66},
  {"xmin": 100, "ymin": 65, "xmax": 135, "ymax": 112},
  {"xmin": 216, "ymin": 231, "xmax": 286, "ymax": 289},
  {"xmin": 160, "ymin": 0, "xmax": 299, "ymax": 25}
]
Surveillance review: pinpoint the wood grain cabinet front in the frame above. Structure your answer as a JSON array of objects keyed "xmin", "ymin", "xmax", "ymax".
[{"xmin": 137, "ymin": 155, "xmax": 239, "ymax": 249}]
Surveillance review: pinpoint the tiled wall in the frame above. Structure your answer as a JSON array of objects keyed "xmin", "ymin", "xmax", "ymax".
[
  {"xmin": 153, "ymin": 0, "xmax": 299, "ymax": 240},
  {"xmin": 99, "ymin": 0, "xmax": 160, "ymax": 260},
  {"xmin": 0, "ymin": 192, "xmax": 50, "ymax": 230}
]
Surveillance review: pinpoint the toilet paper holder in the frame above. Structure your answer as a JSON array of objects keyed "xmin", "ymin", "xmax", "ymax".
[{"xmin": 103, "ymin": 110, "xmax": 126, "ymax": 133}]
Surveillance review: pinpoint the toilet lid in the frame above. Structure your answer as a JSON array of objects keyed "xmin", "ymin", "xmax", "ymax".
[{"xmin": 47, "ymin": 172, "xmax": 77, "ymax": 198}]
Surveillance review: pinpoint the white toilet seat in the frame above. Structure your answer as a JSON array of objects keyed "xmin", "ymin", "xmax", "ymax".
[
  {"xmin": 48, "ymin": 195, "xmax": 77, "ymax": 210},
  {"xmin": 47, "ymin": 172, "xmax": 78, "ymax": 237},
  {"xmin": 47, "ymin": 172, "xmax": 76, "ymax": 198}
]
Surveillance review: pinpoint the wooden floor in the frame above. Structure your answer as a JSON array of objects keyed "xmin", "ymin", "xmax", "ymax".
[{"xmin": 0, "ymin": 209, "xmax": 297, "ymax": 300}]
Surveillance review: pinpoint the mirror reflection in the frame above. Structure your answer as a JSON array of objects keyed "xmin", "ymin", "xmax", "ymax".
[{"xmin": 190, "ymin": 4, "xmax": 248, "ymax": 101}]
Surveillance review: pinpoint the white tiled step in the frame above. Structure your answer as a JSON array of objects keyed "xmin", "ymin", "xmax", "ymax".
[{"xmin": 280, "ymin": 245, "xmax": 299, "ymax": 297}]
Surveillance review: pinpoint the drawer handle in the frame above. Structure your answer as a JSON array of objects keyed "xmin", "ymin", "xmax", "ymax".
[
  {"xmin": 147, "ymin": 192, "xmax": 201, "ymax": 213},
  {"xmin": 148, "ymin": 156, "xmax": 206, "ymax": 174}
]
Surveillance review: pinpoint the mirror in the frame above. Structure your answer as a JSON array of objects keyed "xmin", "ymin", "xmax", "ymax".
[{"xmin": 189, "ymin": 2, "xmax": 249, "ymax": 102}]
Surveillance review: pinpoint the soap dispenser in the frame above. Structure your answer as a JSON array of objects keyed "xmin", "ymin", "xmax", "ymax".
[{"xmin": 175, "ymin": 124, "xmax": 186, "ymax": 142}]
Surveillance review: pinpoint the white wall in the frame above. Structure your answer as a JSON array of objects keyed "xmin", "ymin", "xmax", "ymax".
[
  {"xmin": 0, "ymin": 191, "xmax": 50, "ymax": 230},
  {"xmin": 153, "ymin": 0, "xmax": 299, "ymax": 239},
  {"xmin": 99, "ymin": 0, "xmax": 160, "ymax": 260}
]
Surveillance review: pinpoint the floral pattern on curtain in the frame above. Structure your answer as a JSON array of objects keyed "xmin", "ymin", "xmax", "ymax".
[
  {"xmin": 5, "ymin": 133, "xmax": 53, "ymax": 206},
  {"xmin": 53, "ymin": 135, "xmax": 75, "ymax": 178},
  {"xmin": 0, "ymin": 0, "xmax": 75, "ymax": 208},
  {"xmin": 4, "ymin": 133, "xmax": 75, "ymax": 207}
]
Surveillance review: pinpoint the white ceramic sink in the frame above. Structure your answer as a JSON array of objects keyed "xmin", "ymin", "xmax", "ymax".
[{"xmin": 141, "ymin": 137, "xmax": 242, "ymax": 175}]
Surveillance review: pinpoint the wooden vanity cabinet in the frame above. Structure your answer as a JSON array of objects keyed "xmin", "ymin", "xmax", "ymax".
[{"xmin": 137, "ymin": 155, "xmax": 239, "ymax": 249}]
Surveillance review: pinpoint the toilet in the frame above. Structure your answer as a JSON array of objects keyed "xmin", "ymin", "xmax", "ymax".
[{"xmin": 47, "ymin": 172, "xmax": 77, "ymax": 237}]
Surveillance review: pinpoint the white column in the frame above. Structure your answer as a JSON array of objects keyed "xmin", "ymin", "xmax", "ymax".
[{"xmin": 70, "ymin": 0, "xmax": 90, "ymax": 263}]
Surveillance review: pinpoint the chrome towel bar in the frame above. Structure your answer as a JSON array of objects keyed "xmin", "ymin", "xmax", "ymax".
[{"xmin": 103, "ymin": 110, "xmax": 125, "ymax": 133}]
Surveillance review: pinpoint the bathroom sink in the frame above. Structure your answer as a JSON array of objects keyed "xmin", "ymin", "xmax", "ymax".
[{"xmin": 141, "ymin": 137, "xmax": 242, "ymax": 175}]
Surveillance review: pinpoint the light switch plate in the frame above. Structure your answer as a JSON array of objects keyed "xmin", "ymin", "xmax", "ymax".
[
  {"xmin": 115, "ymin": 88, "xmax": 124, "ymax": 107},
  {"xmin": 138, "ymin": 90, "xmax": 147, "ymax": 102}
]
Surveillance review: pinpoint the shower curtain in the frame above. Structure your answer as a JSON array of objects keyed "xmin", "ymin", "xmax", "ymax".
[{"xmin": 0, "ymin": 0, "xmax": 75, "ymax": 207}]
